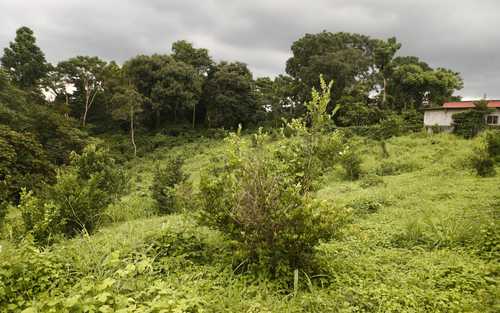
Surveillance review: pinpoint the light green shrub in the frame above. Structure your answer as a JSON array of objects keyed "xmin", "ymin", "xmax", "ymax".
[
  {"xmin": 199, "ymin": 129, "xmax": 351, "ymax": 278},
  {"xmin": 377, "ymin": 159, "xmax": 420, "ymax": 176},
  {"xmin": 472, "ymin": 132, "xmax": 497, "ymax": 177},
  {"xmin": 151, "ymin": 156, "xmax": 188, "ymax": 214},
  {"xmin": 19, "ymin": 145, "xmax": 126, "ymax": 244}
]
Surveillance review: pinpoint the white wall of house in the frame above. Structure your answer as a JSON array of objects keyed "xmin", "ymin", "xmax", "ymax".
[
  {"xmin": 424, "ymin": 108, "xmax": 500, "ymax": 127},
  {"xmin": 424, "ymin": 109, "xmax": 467, "ymax": 127}
]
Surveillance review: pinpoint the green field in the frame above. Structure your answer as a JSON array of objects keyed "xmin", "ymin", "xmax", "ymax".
[{"xmin": 1, "ymin": 132, "xmax": 499, "ymax": 313}]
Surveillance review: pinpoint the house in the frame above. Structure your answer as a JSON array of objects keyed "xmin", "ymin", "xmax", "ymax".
[{"xmin": 424, "ymin": 100, "xmax": 500, "ymax": 132}]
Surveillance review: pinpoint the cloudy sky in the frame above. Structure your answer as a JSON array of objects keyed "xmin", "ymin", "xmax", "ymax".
[{"xmin": 1, "ymin": 0, "xmax": 499, "ymax": 99}]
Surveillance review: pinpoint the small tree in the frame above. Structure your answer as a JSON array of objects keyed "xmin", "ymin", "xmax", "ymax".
[
  {"xmin": 305, "ymin": 74, "xmax": 340, "ymax": 131},
  {"xmin": 111, "ymin": 85, "xmax": 144, "ymax": 157},
  {"xmin": 198, "ymin": 77, "xmax": 353, "ymax": 278},
  {"xmin": 199, "ymin": 133, "xmax": 350, "ymax": 277},
  {"xmin": 151, "ymin": 156, "xmax": 187, "ymax": 214}
]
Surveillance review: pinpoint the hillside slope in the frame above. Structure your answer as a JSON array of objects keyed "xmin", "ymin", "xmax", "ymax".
[{"xmin": 1, "ymin": 133, "xmax": 499, "ymax": 312}]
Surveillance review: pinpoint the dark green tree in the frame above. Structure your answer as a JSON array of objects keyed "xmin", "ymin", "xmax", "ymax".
[
  {"xmin": 373, "ymin": 37, "xmax": 401, "ymax": 106},
  {"xmin": 202, "ymin": 62, "xmax": 262, "ymax": 128},
  {"xmin": 172, "ymin": 40, "xmax": 213, "ymax": 74},
  {"xmin": 1, "ymin": 27, "xmax": 48, "ymax": 91},
  {"xmin": 286, "ymin": 31, "xmax": 376, "ymax": 110},
  {"xmin": 123, "ymin": 54, "xmax": 171, "ymax": 129},
  {"xmin": 0, "ymin": 125, "xmax": 55, "ymax": 202},
  {"xmin": 388, "ymin": 57, "xmax": 463, "ymax": 110},
  {"xmin": 151, "ymin": 57, "xmax": 203, "ymax": 126}
]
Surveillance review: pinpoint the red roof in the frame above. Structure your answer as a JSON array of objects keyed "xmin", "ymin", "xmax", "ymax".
[{"xmin": 443, "ymin": 100, "xmax": 500, "ymax": 109}]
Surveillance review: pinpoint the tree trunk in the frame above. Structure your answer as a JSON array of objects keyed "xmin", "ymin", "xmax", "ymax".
[
  {"xmin": 192, "ymin": 103, "xmax": 196, "ymax": 129},
  {"xmin": 130, "ymin": 107, "xmax": 137, "ymax": 157},
  {"xmin": 155, "ymin": 109, "xmax": 160, "ymax": 129},
  {"xmin": 82, "ymin": 103, "xmax": 89, "ymax": 127},
  {"xmin": 82, "ymin": 84, "xmax": 90, "ymax": 127},
  {"xmin": 382, "ymin": 77, "xmax": 387, "ymax": 106}
]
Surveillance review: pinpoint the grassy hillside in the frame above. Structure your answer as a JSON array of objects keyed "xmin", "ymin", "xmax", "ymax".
[{"xmin": 1, "ymin": 132, "xmax": 499, "ymax": 312}]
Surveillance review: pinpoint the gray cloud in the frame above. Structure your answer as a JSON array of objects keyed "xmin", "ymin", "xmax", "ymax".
[{"xmin": 1, "ymin": 0, "xmax": 499, "ymax": 98}]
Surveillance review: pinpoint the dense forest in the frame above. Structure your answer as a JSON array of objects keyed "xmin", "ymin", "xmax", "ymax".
[{"xmin": 0, "ymin": 26, "xmax": 499, "ymax": 312}]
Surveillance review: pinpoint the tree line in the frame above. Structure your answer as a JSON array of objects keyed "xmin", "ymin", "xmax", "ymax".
[{"xmin": 2, "ymin": 27, "xmax": 463, "ymax": 134}]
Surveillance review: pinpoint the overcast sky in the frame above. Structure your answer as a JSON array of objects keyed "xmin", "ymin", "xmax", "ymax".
[{"xmin": 1, "ymin": 0, "xmax": 499, "ymax": 99}]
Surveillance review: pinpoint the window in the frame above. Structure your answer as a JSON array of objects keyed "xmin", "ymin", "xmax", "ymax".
[{"xmin": 486, "ymin": 115, "xmax": 499, "ymax": 125}]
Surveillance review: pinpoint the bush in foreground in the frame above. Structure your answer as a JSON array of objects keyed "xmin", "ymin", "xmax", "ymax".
[
  {"xmin": 199, "ymin": 135, "xmax": 351, "ymax": 277},
  {"xmin": 19, "ymin": 145, "xmax": 126, "ymax": 244},
  {"xmin": 472, "ymin": 131, "xmax": 498, "ymax": 177}
]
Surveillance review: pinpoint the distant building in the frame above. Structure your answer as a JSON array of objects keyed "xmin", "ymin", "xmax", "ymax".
[{"xmin": 424, "ymin": 100, "xmax": 500, "ymax": 132}]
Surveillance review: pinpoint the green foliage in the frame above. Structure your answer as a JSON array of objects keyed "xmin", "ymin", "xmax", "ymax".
[
  {"xmin": 0, "ymin": 125, "xmax": 55, "ymax": 202},
  {"xmin": 348, "ymin": 196, "xmax": 386, "ymax": 215},
  {"xmin": 0, "ymin": 239, "xmax": 74, "ymax": 312},
  {"xmin": 1, "ymin": 133, "xmax": 499, "ymax": 312},
  {"xmin": 19, "ymin": 145, "xmax": 126, "ymax": 243},
  {"xmin": 377, "ymin": 158, "xmax": 420, "ymax": 176},
  {"xmin": 276, "ymin": 130, "xmax": 345, "ymax": 192},
  {"xmin": 375, "ymin": 113, "xmax": 405, "ymax": 139},
  {"xmin": 472, "ymin": 131, "xmax": 497, "ymax": 177},
  {"xmin": 202, "ymin": 61, "xmax": 264, "ymax": 128},
  {"xmin": 1, "ymin": 26, "xmax": 48, "ymax": 90},
  {"xmin": 339, "ymin": 143, "xmax": 363, "ymax": 180},
  {"xmin": 484, "ymin": 129, "xmax": 500, "ymax": 163},
  {"xmin": 171, "ymin": 40, "xmax": 213, "ymax": 74},
  {"xmin": 151, "ymin": 156, "xmax": 188, "ymax": 214},
  {"xmin": 199, "ymin": 135, "xmax": 350, "ymax": 276},
  {"xmin": 452, "ymin": 100, "xmax": 491, "ymax": 138},
  {"xmin": 286, "ymin": 32, "xmax": 375, "ymax": 106},
  {"xmin": 305, "ymin": 75, "xmax": 336, "ymax": 131},
  {"xmin": 359, "ymin": 173, "xmax": 385, "ymax": 188}
]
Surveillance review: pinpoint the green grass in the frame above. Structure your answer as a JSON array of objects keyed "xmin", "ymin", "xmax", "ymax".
[{"xmin": 1, "ymin": 132, "xmax": 499, "ymax": 312}]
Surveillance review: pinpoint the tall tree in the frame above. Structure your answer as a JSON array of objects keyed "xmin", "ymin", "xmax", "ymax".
[
  {"xmin": 58, "ymin": 56, "xmax": 106, "ymax": 127},
  {"xmin": 374, "ymin": 37, "xmax": 401, "ymax": 106},
  {"xmin": 202, "ymin": 61, "xmax": 262, "ymax": 128},
  {"xmin": 388, "ymin": 57, "xmax": 463, "ymax": 109},
  {"xmin": 286, "ymin": 31, "xmax": 376, "ymax": 110},
  {"xmin": 123, "ymin": 54, "xmax": 170, "ymax": 129},
  {"xmin": 111, "ymin": 85, "xmax": 144, "ymax": 156},
  {"xmin": 171, "ymin": 40, "xmax": 213, "ymax": 75},
  {"xmin": 1, "ymin": 26, "xmax": 48, "ymax": 91},
  {"xmin": 172, "ymin": 40, "xmax": 212, "ymax": 127},
  {"xmin": 151, "ymin": 57, "xmax": 203, "ymax": 127}
]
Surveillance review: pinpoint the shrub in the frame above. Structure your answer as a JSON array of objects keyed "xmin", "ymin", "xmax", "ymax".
[
  {"xmin": 472, "ymin": 132, "xmax": 497, "ymax": 177},
  {"xmin": 359, "ymin": 174, "xmax": 385, "ymax": 188},
  {"xmin": 484, "ymin": 130, "xmax": 500, "ymax": 163},
  {"xmin": 19, "ymin": 145, "xmax": 126, "ymax": 243},
  {"xmin": 377, "ymin": 159, "xmax": 419, "ymax": 176},
  {"xmin": 276, "ymin": 129, "xmax": 345, "ymax": 192},
  {"xmin": 199, "ymin": 130, "xmax": 351, "ymax": 277},
  {"xmin": 348, "ymin": 196, "xmax": 386, "ymax": 214},
  {"xmin": 339, "ymin": 144, "xmax": 362, "ymax": 180},
  {"xmin": 0, "ymin": 240, "xmax": 74, "ymax": 311},
  {"xmin": 375, "ymin": 114, "xmax": 405, "ymax": 139},
  {"xmin": 151, "ymin": 156, "xmax": 188, "ymax": 214}
]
